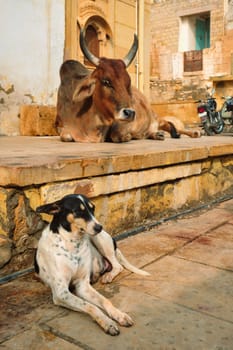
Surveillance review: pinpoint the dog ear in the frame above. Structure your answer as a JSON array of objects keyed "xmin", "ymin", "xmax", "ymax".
[{"xmin": 36, "ymin": 201, "xmax": 62, "ymax": 215}]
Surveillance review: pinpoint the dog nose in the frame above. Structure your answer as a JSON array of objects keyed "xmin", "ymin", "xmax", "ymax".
[
  {"xmin": 94, "ymin": 223, "xmax": 102, "ymax": 234},
  {"xmin": 123, "ymin": 108, "xmax": 135, "ymax": 121}
]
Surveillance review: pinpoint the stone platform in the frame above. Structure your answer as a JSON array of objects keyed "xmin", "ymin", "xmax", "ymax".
[{"xmin": 0, "ymin": 135, "xmax": 233, "ymax": 272}]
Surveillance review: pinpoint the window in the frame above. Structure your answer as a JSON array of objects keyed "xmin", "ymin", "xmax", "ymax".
[
  {"xmin": 195, "ymin": 17, "xmax": 210, "ymax": 50},
  {"xmin": 179, "ymin": 12, "xmax": 210, "ymax": 72}
]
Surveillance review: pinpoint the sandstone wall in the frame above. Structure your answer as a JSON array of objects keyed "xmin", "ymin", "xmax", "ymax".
[{"xmin": 150, "ymin": 0, "xmax": 233, "ymax": 117}]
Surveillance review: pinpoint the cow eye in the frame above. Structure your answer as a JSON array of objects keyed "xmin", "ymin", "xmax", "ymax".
[{"xmin": 101, "ymin": 79, "xmax": 112, "ymax": 88}]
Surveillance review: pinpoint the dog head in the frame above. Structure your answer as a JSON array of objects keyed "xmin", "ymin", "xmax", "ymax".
[{"xmin": 36, "ymin": 194, "xmax": 102, "ymax": 236}]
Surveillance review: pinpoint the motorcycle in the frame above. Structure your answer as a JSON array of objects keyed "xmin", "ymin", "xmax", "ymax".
[
  {"xmin": 219, "ymin": 95, "xmax": 233, "ymax": 133},
  {"xmin": 196, "ymin": 88, "xmax": 224, "ymax": 136}
]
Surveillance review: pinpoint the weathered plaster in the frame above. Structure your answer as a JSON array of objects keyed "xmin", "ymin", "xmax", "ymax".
[{"xmin": 0, "ymin": 0, "xmax": 65, "ymax": 135}]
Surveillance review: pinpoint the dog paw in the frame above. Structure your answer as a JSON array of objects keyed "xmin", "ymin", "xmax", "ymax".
[
  {"xmin": 101, "ymin": 273, "xmax": 111, "ymax": 284},
  {"xmin": 101, "ymin": 265, "xmax": 123, "ymax": 284},
  {"xmin": 101, "ymin": 272, "xmax": 116, "ymax": 284},
  {"xmin": 106, "ymin": 323, "xmax": 120, "ymax": 336}
]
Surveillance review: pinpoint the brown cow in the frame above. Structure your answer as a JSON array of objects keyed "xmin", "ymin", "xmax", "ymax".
[
  {"xmin": 56, "ymin": 30, "xmax": 200, "ymax": 142},
  {"xmin": 56, "ymin": 34, "xmax": 146, "ymax": 142},
  {"xmin": 56, "ymin": 60, "xmax": 108, "ymax": 142}
]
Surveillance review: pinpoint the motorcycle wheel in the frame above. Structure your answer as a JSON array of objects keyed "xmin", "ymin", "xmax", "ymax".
[
  {"xmin": 203, "ymin": 112, "xmax": 224, "ymax": 135},
  {"xmin": 203, "ymin": 122, "xmax": 215, "ymax": 136},
  {"xmin": 213, "ymin": 121, "xmax": 224, "ymax": 134}
]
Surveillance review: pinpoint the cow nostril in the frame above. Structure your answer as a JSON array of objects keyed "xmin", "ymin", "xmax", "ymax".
[
  {"xmin": 123, "ymin": 108, "xmax": 135, "ymax": 120},
  {"xmin": 94, "ymin": 223, "xmax": 102, "ymax": 234}
]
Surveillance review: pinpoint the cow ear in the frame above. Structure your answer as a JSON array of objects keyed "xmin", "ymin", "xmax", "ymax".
[
  {"xmin": 72, "ymin": 77, "xmax": 96, "ymax": 102},
  {"xmin": 36, "ymin": 200, "xmax": 62, "ymax": 215}
]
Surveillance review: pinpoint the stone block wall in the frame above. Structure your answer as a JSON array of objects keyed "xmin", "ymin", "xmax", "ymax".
[
  {"xmin": 151, "ymin": 101, "xmax": 199, "ymax": 125},
  {"xmin": 20, "ymin": 105, "xmax": 58, "ymax": 136},
  {"xmin": 150, "ymin": 0, "xmax": 233, "ymax": 112}
]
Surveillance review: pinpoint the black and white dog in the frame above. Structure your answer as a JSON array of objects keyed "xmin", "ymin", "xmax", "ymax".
[{"xmin": 35, "ymin": 194, "xmax": 149, "ymax": 335}]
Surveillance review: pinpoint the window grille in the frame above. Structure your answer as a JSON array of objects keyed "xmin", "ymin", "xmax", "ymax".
[{"xmin": 184, "ymin": 50, "xmax": 203, "ymax": 72}]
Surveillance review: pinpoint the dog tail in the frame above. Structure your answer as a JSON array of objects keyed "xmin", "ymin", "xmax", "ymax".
[{"xmin": 115, "ymin": 248, "xmax": 150, "ymax": 276}]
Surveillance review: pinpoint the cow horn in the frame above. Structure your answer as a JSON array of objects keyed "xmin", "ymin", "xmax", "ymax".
[
  {"xmin": 80, "ymin": 29, "xmax": 138, "ymax": 68},
  {"xmin": 123, "ymin": 34, "xmax": 138, "ymax": 67},
  {"xmin": 79, "ymin": 29, "xmax": 100, "ymax": 67}
]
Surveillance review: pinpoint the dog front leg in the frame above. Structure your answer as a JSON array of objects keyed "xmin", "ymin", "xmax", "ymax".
[
  {"xmin": 91, "ymin": 230, "xmax": 123, "ymax": 283},
  {"xmin": 52, "ymin": 286, "xmax": 120, "ymax": 335},
  {"xmin": 76, "ymin": 282, "xmax": 133, "ymax": 328}
]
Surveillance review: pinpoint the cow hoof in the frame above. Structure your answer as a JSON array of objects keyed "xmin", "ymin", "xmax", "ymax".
[
  {"xmin": 111, "ymin": 134, "xmax": 132, "ymax": 143},
  {"xmin": 60, "ymin": 133, "xmax": 74, "ymax": 142},
  {"xmin": 192, "ymin": 130, "xmax": 201, "ymax": 138},
  {"xmin": 122, "ymin": 134, "xmax": 132, "ymax": 142},
  {"xmin": 152, "ymin": 131, "xmax": 165, "ymax": 140}
]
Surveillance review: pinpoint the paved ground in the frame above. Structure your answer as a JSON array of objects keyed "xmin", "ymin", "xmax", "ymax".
[{"xmin": 0, "ymin": 198, "xmax": 233, "ymax": 350}]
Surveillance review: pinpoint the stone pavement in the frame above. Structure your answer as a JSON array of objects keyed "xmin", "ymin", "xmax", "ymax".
[{"xmin": 0, "ymin": 198, "xmax": 233, "ymax": 350}]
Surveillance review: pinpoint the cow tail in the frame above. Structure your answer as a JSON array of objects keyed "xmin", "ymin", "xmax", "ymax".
[{"xmin": 168, "ymin": 122, "xmax": 180, "ymax": 138}]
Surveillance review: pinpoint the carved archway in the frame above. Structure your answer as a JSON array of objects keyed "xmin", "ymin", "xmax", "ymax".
[
  {"xmin": 64, "ymin": 1, "xmax": 113, "ymax": 63},
  {"xmin": 77, "ymin": 16, "xmax": 113, "ymax": 67}
]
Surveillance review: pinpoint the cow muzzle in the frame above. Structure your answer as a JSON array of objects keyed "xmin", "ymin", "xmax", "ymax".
[{"xmin": 119, "ymin": 108, "xmax": 135, "ymax": 122}]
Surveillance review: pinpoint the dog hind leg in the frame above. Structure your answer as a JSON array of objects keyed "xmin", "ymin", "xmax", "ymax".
[
  {"xmin": 91, "ymin": 230, "xmax": 150, "ymax": 283},
  {"xmin": 91, "ymin": 230, "xmax": 124, "ymax": 283}
]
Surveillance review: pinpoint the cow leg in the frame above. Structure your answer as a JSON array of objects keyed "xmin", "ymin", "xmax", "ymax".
[
  {"xmin": 149, "ymin": 131, "xmax": 165, "ymax": 140},
  {"xmin": 178, "ymin": 129, "xmax": 201, "ymax": 138},
  {"xmin": 158, "ymin": 117, "xmax": 201, "ymax": 138},
  {"xmin": 147, "ymin": 119, "xmax": 165, "ymax": 140},
  {"xmin": 158, "ymin": 120, "xmax": 180, "ymax": 138}
]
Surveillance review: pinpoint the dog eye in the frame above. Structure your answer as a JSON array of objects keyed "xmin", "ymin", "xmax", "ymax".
[{"xmin": 88, "ymin": 203, "xmax": 95, "ymax": 212}]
